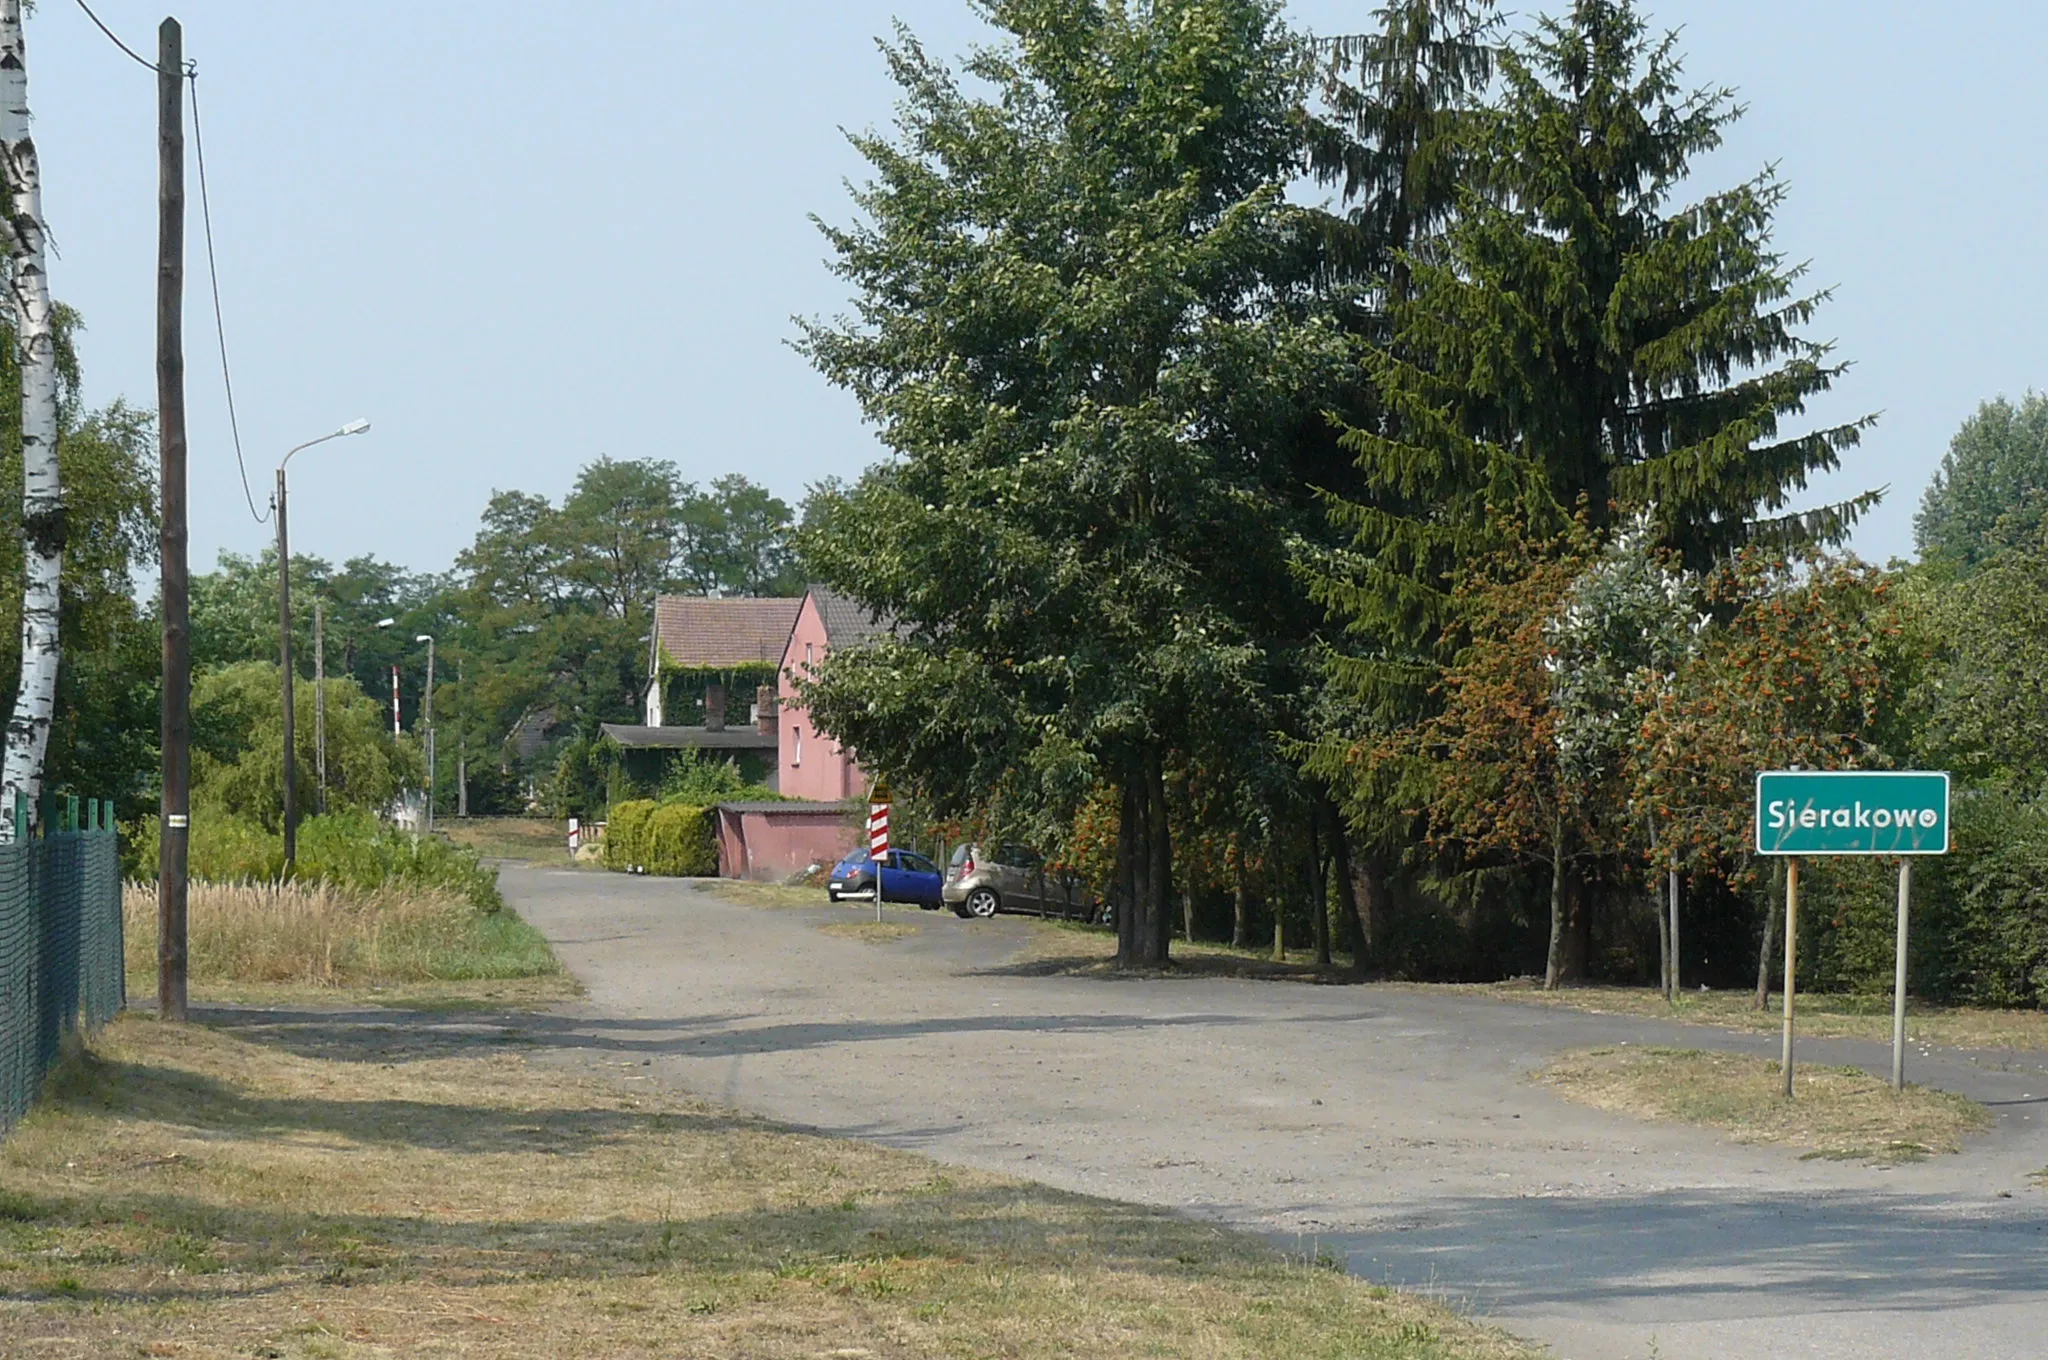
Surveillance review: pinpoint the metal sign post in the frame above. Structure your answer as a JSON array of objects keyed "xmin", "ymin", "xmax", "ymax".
[
  {"xmin": 1756, "ymin": 770, "xmax": 1949, "ymax": 1096},
  {"xmin": 867, "ymin": 779, "xmax": 891, "ymax": 924}
]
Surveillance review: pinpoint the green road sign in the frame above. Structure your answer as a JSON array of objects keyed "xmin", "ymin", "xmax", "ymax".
[{"xmin": 1755, "ymin": 770, "xmax": 1950, "ymax": 856}]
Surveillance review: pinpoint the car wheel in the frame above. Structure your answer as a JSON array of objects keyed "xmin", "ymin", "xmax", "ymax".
[
  {"xmin": 920, "ymin": 901, "xmax": 941, "ymax": 911},
  {"xmin": 827, "ymin": 890, "xmax": 842, "ymax": 902},
  {"xmin": 964, "ymin": 887, "xmax": 1000, "ymax": 919}
]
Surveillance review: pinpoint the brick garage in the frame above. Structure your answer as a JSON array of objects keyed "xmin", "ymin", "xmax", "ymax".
[{"xmin": 715, "ymin": 801, "xmax": 859, "ymax": 881}]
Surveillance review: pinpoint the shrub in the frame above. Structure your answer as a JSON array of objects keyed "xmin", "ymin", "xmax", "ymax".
[
  {"xmin": 129, "ymin": 808, "xmax": 503, "ymax": 911},
  {"xmin": 1796, "ymin": 787, "xmax": 2048, "ymax": 1008},
  {"xmin": 603, "ymin": 799, "xmax": 716, "ymax": 877},
  {"xmin": 604, "ymin": 800, "xmax": 657, "ymax": 872}
]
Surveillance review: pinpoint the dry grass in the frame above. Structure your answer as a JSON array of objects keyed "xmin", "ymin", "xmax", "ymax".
[
  {"xmin": 1025, "ymin": 920, "xmax": 1360, "ymax": 982},
  {"xmin": 438, "ymin": 816, "xmax": 576, "ymax": 866},
  {"xmin": 123, "ymin": 880, "xmax": 570, "ymax": 1006},
  {"xmin": 1468, "ymin": 980, "xmax": 2048, "ymax": 1052},
  {"xmin": 0, "ymin": 1014, "xmax": 1543, "ymax": 1360},
  {"xmin": 699, "ymin": 879, "xmax": 838, "ymax": 910},
  {"xmin": 1537, "ymin": 1045, "xmax": 1994, "ymax": 1163},
  {"xmin": 817, "ymin": 920, "xmax": 921, "ymax": 945}
]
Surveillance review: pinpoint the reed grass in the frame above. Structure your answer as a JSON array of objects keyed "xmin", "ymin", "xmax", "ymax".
[{"xmin": 122, "ymin": 878, "xmax": 561, "ymax": 990}]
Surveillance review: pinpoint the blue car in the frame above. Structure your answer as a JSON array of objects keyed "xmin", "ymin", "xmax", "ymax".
[{"xmin": 827, "ymin": 848, "xmax": 945, "ymax": 909}]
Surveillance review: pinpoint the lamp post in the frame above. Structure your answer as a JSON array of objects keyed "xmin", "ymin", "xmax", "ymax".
[
  {"xmin": 416, "ymin": 633, "xmax": 436, "ymax": 834},
  {"xmin": 277, "ymin": 418, "xmax": 370, "ymax": 869}
]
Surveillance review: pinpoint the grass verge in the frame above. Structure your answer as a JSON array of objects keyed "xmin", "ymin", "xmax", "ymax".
[
  {"xmin": 438, "ymin": 816, "xmax": 576, "ymax": 865},
  {"xmin": 697, "ymin": 879, "xmax": 835, "ymax": 910},
  {"xmin": 1470, "ymin": 980, "xmax": 2048, "ymax": 1051},
  {"xmin": 0, "ymin": 1014, "xmax": 1542, "ymax": 1360},
  {"xmin": 1537, "ymin": 1045, "xmax": 1993, "ymax": 1163},
  {"xmin": 1025, "ymin": 919, "xmax": 1361, "ymax": 982},
  {"xmin": 818, "ymin": 920, "xmax": 921, "ymax": 945},
  {"xmin": 123, "ymin": 879, "xmax": 574, "ymax": 1009}
]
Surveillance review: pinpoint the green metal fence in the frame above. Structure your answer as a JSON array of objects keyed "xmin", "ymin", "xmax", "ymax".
[{"xmin": 0, "ymin": 795, "xmax": 124, "ymax": 1139}]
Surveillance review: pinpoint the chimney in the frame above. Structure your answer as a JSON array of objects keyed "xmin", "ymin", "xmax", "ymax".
[
  {"xmin": 704, "ymin": 682, "xmax": 727, "ymax": 732},
  {"xmin": 756, "ymin": 683, "xmax": 777, "ymax": 736}
]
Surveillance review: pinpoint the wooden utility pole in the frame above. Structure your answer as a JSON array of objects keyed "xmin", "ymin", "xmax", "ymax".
[
  {"xmin": 455, "ymin": 658, "xmax": 467, "ymax": 818},
  {"xmin": 314, "ymin": 599, "xmax": 326, "ymax": 813},
  {"xmin": 157, "ymin": 17, "xmax": 189, "ymax": 1022},
  {"xmin": 276, "ymin": 465, "xmax": 296, "ymax": 867}
]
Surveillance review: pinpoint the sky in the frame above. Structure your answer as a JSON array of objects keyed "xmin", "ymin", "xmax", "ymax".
[{"xmin": 31, "ymin": 1, "xmax": 2048, "ymax": 578}]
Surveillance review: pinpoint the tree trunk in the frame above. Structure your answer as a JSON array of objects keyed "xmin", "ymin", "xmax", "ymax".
[
  {"xmin": 1114, "ymin": 752, "xmax": 1173, "ymax": 969},
  {"xmin": 1755, "ymin": 856, "xmax": 1784, "ymax": 1011},
  {"xmin": 1115, "ymin": 779, "xmax": 1141, "ymax": 963},
  {"xmin": 1271, "ymin": 875, "xmax": 1285, "ymax": 962},
  {"xmin": 1543, "ymin": 812, "xmax": 1567, "ymax": 990},
  {"xmin": 1145, "ymin": 751, "xmax": 1173, "ymax": 963},
  {"xmin": 1230, "ymin": 839, "xmax": 1249, "ymax": 949},
  {"xmin": 0, "ymin": 1, "xmax": 58, "ymax": 837},
  {"xmin": 1324, "ymin": 798, "xmax": 1369, "ymax": 978},
  {"xmin": 1565, "ymin": 868, "xmax": 1591, "ymax": 982},
  {"xmin": 1648, "ymin": 816, "xmax": 1669, "ymax": 1000},
  {"xmin": 1310, "ymin": 813, "xmax": 1331, "ymax": 969}
]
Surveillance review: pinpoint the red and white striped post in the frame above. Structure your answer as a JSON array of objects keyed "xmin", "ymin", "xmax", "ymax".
[{"xmin": 867, "ymin": 784, "xmax": 891, "ymax": 923}]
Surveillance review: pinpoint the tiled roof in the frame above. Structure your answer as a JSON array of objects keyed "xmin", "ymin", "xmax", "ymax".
[
  {"xmin": 811, "ymin": 586, "xmax": 896, "ymax": 647},
  {"xmin": 653, "ymin": 596, "xmax": 803, "ymax": 669}
]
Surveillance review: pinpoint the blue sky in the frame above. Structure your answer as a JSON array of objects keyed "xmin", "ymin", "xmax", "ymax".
[{"xmin": 33, "ymin": 2, "xmax": 2048, "ymax": 576}]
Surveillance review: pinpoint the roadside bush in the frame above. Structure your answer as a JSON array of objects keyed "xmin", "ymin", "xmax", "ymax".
[
  {"xmin": 1925, "ymin": 789, "xmax": 2048, "ymax": 1007},
  {"xmin": 603, "ymin": 798, "xmax": 716, "ymax": 877},
  {"xmin": 129, "ymin": 808, "xmax": 503, "ymax": 911},
  {"xmin": 604, "ymin": 800, "xmax": 657, "ymax": 871},
  {"xmin": 1796, "ymin": 788, "xmax": 2048, "ymax": 1008}
]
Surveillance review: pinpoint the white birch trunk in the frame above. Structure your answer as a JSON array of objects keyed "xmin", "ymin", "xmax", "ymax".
[{"xmin": 0, "ymin": 0, "xmax": 58, "ymax": 840}]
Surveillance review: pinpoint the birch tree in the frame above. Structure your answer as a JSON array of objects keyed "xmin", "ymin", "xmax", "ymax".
[{"xmin": 0, "ymin": 0, "xmax": 58, "ymax": 837}]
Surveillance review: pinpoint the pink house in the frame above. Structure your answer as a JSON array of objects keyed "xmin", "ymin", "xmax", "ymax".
[{"xmin": 777, "ymin": 586, "xmax": 891, "ymax": 803}]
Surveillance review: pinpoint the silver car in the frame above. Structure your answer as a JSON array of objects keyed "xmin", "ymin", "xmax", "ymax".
[{"xmin": 943, "ymin": 844, "xmax": 1104, "ymax": 922}]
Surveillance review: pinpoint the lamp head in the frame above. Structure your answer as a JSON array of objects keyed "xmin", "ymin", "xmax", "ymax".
[
  {"xmin": 375, "ymin": 617, "xmax": 396, "ymax": 628},
  {"xmin": 339, "ymin": 418, "xmax": 371, "ymax": 437},
  {"xmin": 415, "ymin": 634, "xmax": 432, "ymax": 644}
]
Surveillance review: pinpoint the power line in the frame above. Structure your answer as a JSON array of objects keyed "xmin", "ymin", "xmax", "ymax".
[
  {"xmin": 69, "ymin": 2, "xmax": 267, "ymax": 524},
  {"xmin": 187, "ymin": 73, "xmax": 267, "ymax": 524},
  {"xmin": 71, "ymin": 0, "xmax": 158, "ymax": 72}
]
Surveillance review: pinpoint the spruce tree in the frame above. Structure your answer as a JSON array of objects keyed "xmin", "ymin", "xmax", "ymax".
[
  {"xmin": 1306, "ymin": 1, "xmax": 1502, "ymax": 299},
  {"xmin": 1321, "ymin": 0, "xmax": 1872, "ymax": 700}
]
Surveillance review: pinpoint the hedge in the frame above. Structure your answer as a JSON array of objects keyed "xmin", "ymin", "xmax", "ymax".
[{"xmin": 603, "ymin": 799, "xmax": 717, "ymax": 877}]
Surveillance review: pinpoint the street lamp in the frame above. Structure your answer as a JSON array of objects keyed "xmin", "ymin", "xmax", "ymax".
[
  {"xmin": 277, "ymin": 418, "xmax": 371, "ymax": 870},
  {"xmin": 377, "ymin": 619, "xmax": 436, "ymax": 834},
  {"xmin": 415, "ymin": 633, "xmax": 436, "ymax": 835}
]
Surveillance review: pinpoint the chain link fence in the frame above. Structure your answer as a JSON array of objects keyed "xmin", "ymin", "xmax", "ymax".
[{"xmin": 0, "ymin": 796, "xmax": 124, "ymax": 1139}]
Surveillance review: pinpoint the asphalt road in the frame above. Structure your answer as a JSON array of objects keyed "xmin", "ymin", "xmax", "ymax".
[{"xmin": 502, "ymin": 865, "xmax": 2048, "ymax": 1360}]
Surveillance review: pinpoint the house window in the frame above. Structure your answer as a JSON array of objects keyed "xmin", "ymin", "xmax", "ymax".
[
  {"xmin": 805, "ymin": 642, "xmax": 815, "ymax": 668},
  {"xmin": 791, "ymin": 727, "xmax": 802, "ymax": 767}
]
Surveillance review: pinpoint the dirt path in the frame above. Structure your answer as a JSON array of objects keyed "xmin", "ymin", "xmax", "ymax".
[{"xmin": 503, "ymin": 865, "xmax": 2048, "ymax": 1360}]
